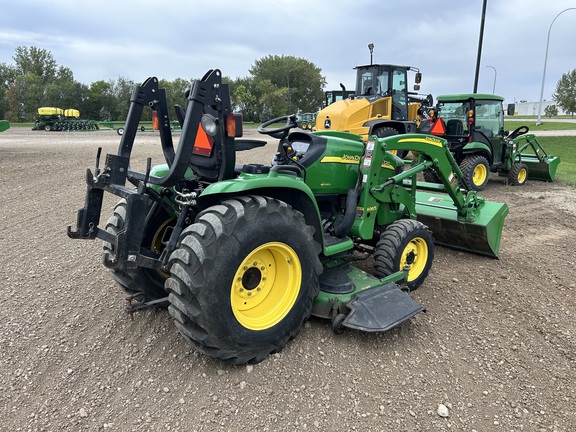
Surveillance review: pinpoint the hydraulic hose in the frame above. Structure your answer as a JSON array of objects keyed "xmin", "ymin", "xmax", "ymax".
[{"xmin": 333, "ymin": 188, "xmax": 358, "ymax": 238}]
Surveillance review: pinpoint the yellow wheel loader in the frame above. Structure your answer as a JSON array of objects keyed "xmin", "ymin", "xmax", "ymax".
[{"xmin": 315, "ymin": 63, "xmax": 431, "ymax": 141}]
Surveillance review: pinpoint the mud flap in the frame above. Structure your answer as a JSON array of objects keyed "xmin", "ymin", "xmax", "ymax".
[{"xmin": 342, "ymin": 283, "xmax": 424, "ymax": 332}]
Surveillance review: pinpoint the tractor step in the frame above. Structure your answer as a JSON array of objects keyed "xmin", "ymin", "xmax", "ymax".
[{"xmin": 342, "ymin": 283, "xmax": 424, "ymax": 332}]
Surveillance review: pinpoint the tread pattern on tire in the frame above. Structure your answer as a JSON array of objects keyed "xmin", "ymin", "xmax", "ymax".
[
  {"xmin": 166, "ymin": 195, "xmax": 322, "ymax": 365},
  {"xmin": 508, "ymin": 162, "xmax": 528, "ymax": 186},
  {"xmin": 459, "ymin": 155, "xmax": 490, "ymax": 191},
  {"xmin": 103, "ymin": 199, "xmax": 169, "ymax": 300},
  {"xmin": 373, "ymin": 219, "xmax": 434, "ymax": 291}
]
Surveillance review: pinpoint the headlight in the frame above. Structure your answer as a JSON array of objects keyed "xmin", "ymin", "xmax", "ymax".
[{"xmin": 201, "ymin": 114, "xmax": 218, "ymax": 136}]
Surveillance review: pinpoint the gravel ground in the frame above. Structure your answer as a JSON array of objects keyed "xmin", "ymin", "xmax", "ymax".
[{"xmin": 1, "ymin": 127, "xmax": 575, "ymax": 431}]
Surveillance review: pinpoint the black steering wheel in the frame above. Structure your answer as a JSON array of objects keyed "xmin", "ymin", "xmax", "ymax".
[
  {"xmin": 257, "ymin": 114, "xmax": 298, "ymax": 139},
  {"xmin": 508, "ymin": 125, "xmax": 529, "ymax": 140}
]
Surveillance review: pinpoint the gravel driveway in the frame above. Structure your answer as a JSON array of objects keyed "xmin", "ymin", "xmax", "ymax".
[{"xmin": 1, "ymin": 127, "xmax": 574, "ymax": 431}]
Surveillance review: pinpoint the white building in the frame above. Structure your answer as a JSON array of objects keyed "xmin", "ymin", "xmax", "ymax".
[{"xmin": 504, "ymin": 100, "xmax": 566, "ymax": 116}]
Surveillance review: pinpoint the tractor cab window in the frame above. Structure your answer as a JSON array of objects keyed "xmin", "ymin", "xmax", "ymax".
[
  {"xmin": 375, "ymin": 70, "xmax": 390, "ymax": 95},
  {"xmin": 474, "ymin": 100, "xmax": 504, "ymax": 138},
  {"xmin": 437, "ymin": 101, "xmax": 470, "ymax": 136},
  {"xmin": 391, "ymin": 68, "xmax": 408, "ymax": 120},
  {"xmin": 356, "ymin": 67, "xmax": 390, "ymax": 97},
  {"xmin": 359, "ymin": 71, "xmax": 376, "ymax": 96}
]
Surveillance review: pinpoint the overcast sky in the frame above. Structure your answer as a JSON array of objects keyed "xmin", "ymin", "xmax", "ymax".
[{"xmin": 2, "ymin": 0, "xmax": 576, "ymax": 105}]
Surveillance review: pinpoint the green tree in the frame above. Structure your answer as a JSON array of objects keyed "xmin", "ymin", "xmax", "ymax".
[
  {"xmin": 86, "ymin": 80, "xmax": 114, "ymax": 120},
  {"xmin": 0, "ymin": 63, "xmax": 17, "ymax": 119},
  {"xmin": 13, "ymin": 46, "xmax": 57, "ymax": 84},
  {"xmin": 552, "ymin": 70, "xmax": 576, "ymax": 117},
  {"xmin": 158, "ymin": 77, "xmax": 190, "ymax": 123},
  {"xmin": 544, "ymin": 104, "xmax": 558, "ymax": 118},
  {"xmin": 249, "ymin": 55, "xmax": 326, "ymax": 118},
  {"xmin": 11, "ymin": 73, "xmax": 44, "ymax": 121},
  {"xmin": 109, "ymin": 76, "xmax": 136, "ymax": 121},
  {"xmin": 232, "ymin": 80, "xmax": 258, "ymax": 122},
  {"xmin": 44, "ymin": 67, "xmax": 88, "ymax": 111}
]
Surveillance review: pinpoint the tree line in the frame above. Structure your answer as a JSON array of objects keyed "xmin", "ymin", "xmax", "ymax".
[{"xmin": 0, "ymin": 46, "xmax": 326, "ymax": 123}]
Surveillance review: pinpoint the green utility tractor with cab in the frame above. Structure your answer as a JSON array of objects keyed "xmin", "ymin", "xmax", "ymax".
[
  {"xmin": 421, "ymin": 94, "xmax": 560, "ymax": 191},
  {"xmin": 68, "ymin": 70, "xmax": 508, "ymax": 365}
]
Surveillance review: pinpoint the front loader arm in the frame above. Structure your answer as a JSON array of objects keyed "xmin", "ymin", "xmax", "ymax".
[
  {"xmin": 352, "ymin": 134, "xmax": 486, "ymax": 239},
  {"xmin": 382, "ymin": 134, "xmax": 486, "ymax": 221}
]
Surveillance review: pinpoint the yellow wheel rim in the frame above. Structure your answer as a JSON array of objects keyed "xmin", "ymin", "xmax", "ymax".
[
  {"xmin": 399, "ymin": 237, "xmax": 429, "ymax": 282},
  {"xmin": 472, "ymin": 163, "xmax": 488, "ymax": 186},
  {"xmin": 518, "ymin": 167, "xmax": 527, "ymax": 183},
  {"xmin": 231, "ymin": 242, "xmax": 301, "ymax": 331}
]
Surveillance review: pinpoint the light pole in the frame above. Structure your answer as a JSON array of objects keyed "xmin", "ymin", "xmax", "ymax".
[
  {"xmin": 536, "ymin": 8, "xmax": 576, "ymax": 125},
  {"xmin": 368, "ymin": 43, "xmax": 374, "ymax": 65},
  {"xmin": 486, "ymin": 66, "xmax": 497, "ymax": 94}
]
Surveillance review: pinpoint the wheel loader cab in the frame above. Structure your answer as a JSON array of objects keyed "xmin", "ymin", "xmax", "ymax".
[{"xmin": 354, "ymin": 64, "xmax": 409, "ymax": 120}]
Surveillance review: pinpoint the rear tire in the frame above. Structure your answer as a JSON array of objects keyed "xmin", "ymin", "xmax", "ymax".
[
  {"xmin": 508, "ymin": 162, "xmax": 528, "ymax": 186},
  {"xmin": 166, "ymin": 196, "xmax": 322, "ymax": 364},
  {"xmin": 459, "ymin": 155, "xmax": 490, "ymax": 191},
  {"xmin": 374, "ymin": 219, "xmax": 434, "ymax": 291},
  {"xmin": 103, "ymin": 200, "xmax": 176, "ymax": 300}
]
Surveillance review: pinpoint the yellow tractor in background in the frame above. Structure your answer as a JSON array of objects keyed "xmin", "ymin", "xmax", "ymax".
[{"xmin": 315, "ymin": 59, "xmax": 431, "ymax": 141}]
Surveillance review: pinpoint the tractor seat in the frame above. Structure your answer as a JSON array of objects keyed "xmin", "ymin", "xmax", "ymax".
[{"xmin": 446, "ymin": 119, "xmax": 464, "ymax": 135}]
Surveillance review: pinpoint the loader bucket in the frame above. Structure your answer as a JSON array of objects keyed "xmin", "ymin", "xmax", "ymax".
[
  {"xmin": 515, "ymin": 134, "xmax": 560, "ymax": 182},
  {"xmin": 414, "ymin": 191, "xmax": 509, "ymax": 258},
  {"xmin": 523, "ymin": 154, "xmax": 560, "ymax": 182}
]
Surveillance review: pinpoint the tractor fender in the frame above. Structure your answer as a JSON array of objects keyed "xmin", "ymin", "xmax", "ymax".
[
  {"xmin": 198, "ymin": 173, "xmax": 325, "ymax": 247},
  {"xmin": 461, "ymin": 141, "xmax": 492, "ymax": 163},
  {"xmin": 363, "ymin": 120, "xmax": 417, "ymax": 135}
]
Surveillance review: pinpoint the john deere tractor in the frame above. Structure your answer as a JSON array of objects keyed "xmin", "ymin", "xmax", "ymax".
[
  {"xmin": 68, "ymin": 69, "xmax": 508, "ymax": 364},
  {"xmin": 421, "ymin": 94, "xmax": 560, "ymax": 190}
]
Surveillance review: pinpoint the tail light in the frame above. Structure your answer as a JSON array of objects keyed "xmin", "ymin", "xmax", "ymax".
[{"xmin": 151, "ymin": 111, "xmax": 159, "ymax": 130}]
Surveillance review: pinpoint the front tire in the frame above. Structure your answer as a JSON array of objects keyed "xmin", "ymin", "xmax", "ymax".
[
  {"xmin": 508, "ymin": 162, "xmax": 528, "ymax": 186},
  {"xmin": 166, "ymin": 196, "xmax": 322, "ymax": 364},
  {"xmin": 374, "ymin": 219, "xmax": 434, "ymax": 291},
  {"xmin": 459, "ymin": 155, "xmax": 490, "ymax": 191}
]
